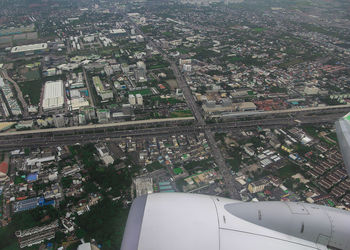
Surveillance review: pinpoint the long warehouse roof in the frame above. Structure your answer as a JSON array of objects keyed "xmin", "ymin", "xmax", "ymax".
[
  {"xmin": 42, "ymin": 80, "xmax": 64, "ymax": 110},
  {"xmin": 11, "ymin": 43, "xmax": 47, "ymax": 53}
]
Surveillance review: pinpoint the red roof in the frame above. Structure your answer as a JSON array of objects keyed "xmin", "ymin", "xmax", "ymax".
[{"xmin": 0, "ymin": 161, "xmax": 8, "ymax": 174}]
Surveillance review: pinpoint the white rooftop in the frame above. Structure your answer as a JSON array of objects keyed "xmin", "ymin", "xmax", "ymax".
[
  {"xmin": 42, "ymin": 80, "xmax": 64, "ymax": 111},
  {"xmin": 110, "ymin": 29, "xmax": 126, "ymax": 34},
  {"xmin": 11, "ymin": 43, "xmax": 48, "ymax": 53}
]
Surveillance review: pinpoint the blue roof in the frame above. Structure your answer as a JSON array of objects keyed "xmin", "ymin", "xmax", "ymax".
[
  {"xmin": 159, "ymin": 181, "xmax": 170, "ymax": 186},
  {"xmin": 159, "ymin": 185, "xmax": 172, "ymax": 190},
  {"xmin": 26, "ymin": 173, "xmax": 38, "ymax": 182}
]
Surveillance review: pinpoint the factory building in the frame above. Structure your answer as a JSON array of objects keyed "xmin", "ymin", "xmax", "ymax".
[
  {"xmin": 42, "ymin": 80, "xmax": 64, "ymax": 111},
  {"xmin": 13, "ymin": 197, "xmax": 55, "ymax": 213},
  {"xmin": 11, "ymin": 43, "xmax": 48, "ymax": 55}
]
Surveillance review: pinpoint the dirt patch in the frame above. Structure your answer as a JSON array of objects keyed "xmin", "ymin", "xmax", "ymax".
[{"xmin": 166, "ymin": 79, "xmax": 178, "ymax": 90}]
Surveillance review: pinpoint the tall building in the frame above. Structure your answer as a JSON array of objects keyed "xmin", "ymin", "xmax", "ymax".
[
  {"xmin": 137, "ymin": 61, "xmax": 146, "ymax": 70},
  {"xmin": 129, "ymin": 94, "xmax": 136, "ymax": 105},
  {"xmin": 15, "ymin": 220, "xmax": 58, "ymax": 248},
  {"xmin": 134, "ymin": 177, "xmax": 153, "ymax": 197},
  {"xmin": 136, "ymin": 94, "xmax": 143, "ymax": 106},
  {"xmin": 183, "ymin": 64, "xmax": 192, "ymax": 72},
  {"xmin": 336, "ymin": 113, "xmax": 350, "ymax": 174},
  {"xmin": 0, "ymin": 76, "xmax": 4, "ymax": 88}
]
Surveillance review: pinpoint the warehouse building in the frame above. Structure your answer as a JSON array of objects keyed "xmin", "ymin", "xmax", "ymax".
[
  {"xmin": 42, "ymin": 80, "xmax": 64, "ymax": 111},
  {"xmin": 13, "ymin": 197, "xmax": 55, "ymax": 213},
  {"xmin": 11, "ymin": 43, "xmax": 48, "ymax": 55}
]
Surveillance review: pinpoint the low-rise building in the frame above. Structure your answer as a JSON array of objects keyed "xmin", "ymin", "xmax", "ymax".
[{"xmin": 248, "ymin": 179, "xmax": 269, "ymax": 193}]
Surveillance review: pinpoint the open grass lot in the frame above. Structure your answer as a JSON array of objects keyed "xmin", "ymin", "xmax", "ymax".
[
  {"xmin": 170, "ymin": 109, "xmax": 192, "ymax": 118},
  {"xmin": 18, "ymin": 79, "xmax": 43, "ymax": 105},
  {"xmin": 252, "ymin": 27, "xmax": 265, "ymax": 32},
  {"xmin": 277, "ymin": 163, "xmax": 300, "ymax": 178},
  {"xmin": 129, "ymin": 88, "xmax": 152, "ymax": 96},
  {"xmin": 23, "ymin": 69, "xmax": 41, "ymax": 81},
  {"xmin": 148, "ymin": 64, "xmax": 169, "ymax": 70}
]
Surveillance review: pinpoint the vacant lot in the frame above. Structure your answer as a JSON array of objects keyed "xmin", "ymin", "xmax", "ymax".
[
  {"xmin": 170, "ymin": 109, "xmax": 192, "ymax": 118},
  {"xmin": 166, "ymin": 79, "xmax": 178, "ymax": 90},
  {"xmin": 129, "ymin": 88, "xmax": 152, "ymax": 96},
  {"xmin": 18, "ymin": 79, "xmax": 43, "ymax": 105}
]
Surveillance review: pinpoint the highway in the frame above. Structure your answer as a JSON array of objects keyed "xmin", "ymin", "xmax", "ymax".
[{"xmin": 0, "ymin": 113, "xmax": 342, "ymax": 150}]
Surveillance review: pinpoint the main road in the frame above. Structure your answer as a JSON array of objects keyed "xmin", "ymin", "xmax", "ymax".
[
  {"xmin": 127, "ymin": 15, "xmax": 242, "ymax": 198},
  {"xmin": 0, "ymin": 69, "xmax": 29, "ymax": 117}
]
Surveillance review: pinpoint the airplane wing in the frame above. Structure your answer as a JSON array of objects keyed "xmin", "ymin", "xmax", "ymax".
[{"xmin": 121, "ymin": 193, "xmax": 350, "ymax": 250}]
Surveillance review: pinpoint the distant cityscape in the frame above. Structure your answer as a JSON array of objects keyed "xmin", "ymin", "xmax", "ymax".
[{"xmin": 0, "ymin": 0, "xmax": 350, "ymax": 249}]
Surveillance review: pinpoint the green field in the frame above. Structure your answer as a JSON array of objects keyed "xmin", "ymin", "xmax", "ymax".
[
  {"xmin": 277, "ymin": 164, "xmax": 300, "ymax": 178},
  {"xmin": 173, "ymin": 167, "xmax": 183, "ymax": 175},
  {"xmin": 24, "ymin": 69, "xmax": 40, "ymax": 81},
  {"xmin": 170, "ymin": 109, "xmax": 192, "ymax": 118},
  {"xmin": 226, "ymin": 158, "xmax": 241, "ymax": 172},
  {"xmin": 252, "ymin": 27, "xmax": 265, "ymax": 32},
  {"xmin": 129, "ymin": 88, "xmax": 152, "ymax": 96},
  {"xmin": 18, "ymin": 79, "xmax": 43, "ymax": 105},
  {"xmin": 146, "ymin": 161, "xmax": 163, "ymax": 172}
]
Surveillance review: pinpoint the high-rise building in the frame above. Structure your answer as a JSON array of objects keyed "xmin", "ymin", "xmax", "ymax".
[
  {"xmin": 15, "ymin": 220, "xmax": 59, "ymax": 248},
  {"xmin": 129, "ymin": 94, "xmax": 136, "ymax": 105},
  {"xmin": 336, "ymin": 113, "xmax": 350, "ymax": 174},
  {"xmin": 137, "ymin": 61, "xmax": 146, "ymax": 70},
  {"xmin": 0, "ymin": 76, "xmax": 4, "ymax": 87},
  {"xmin": 136, "ymin": 94, "xmax": 143, "ymax": 106},
  {"xmin": 183, "ymin": 64, "xmax": 192, "ymax": 72}
]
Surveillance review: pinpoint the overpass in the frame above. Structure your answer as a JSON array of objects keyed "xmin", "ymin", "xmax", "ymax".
[
  {"xmin": 210, "ymin": 104, "xmax": 350, "ymax": 120},
  {"xmin": 0, "ymin": 113, "xmax": 343, "ymax": 151}
]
